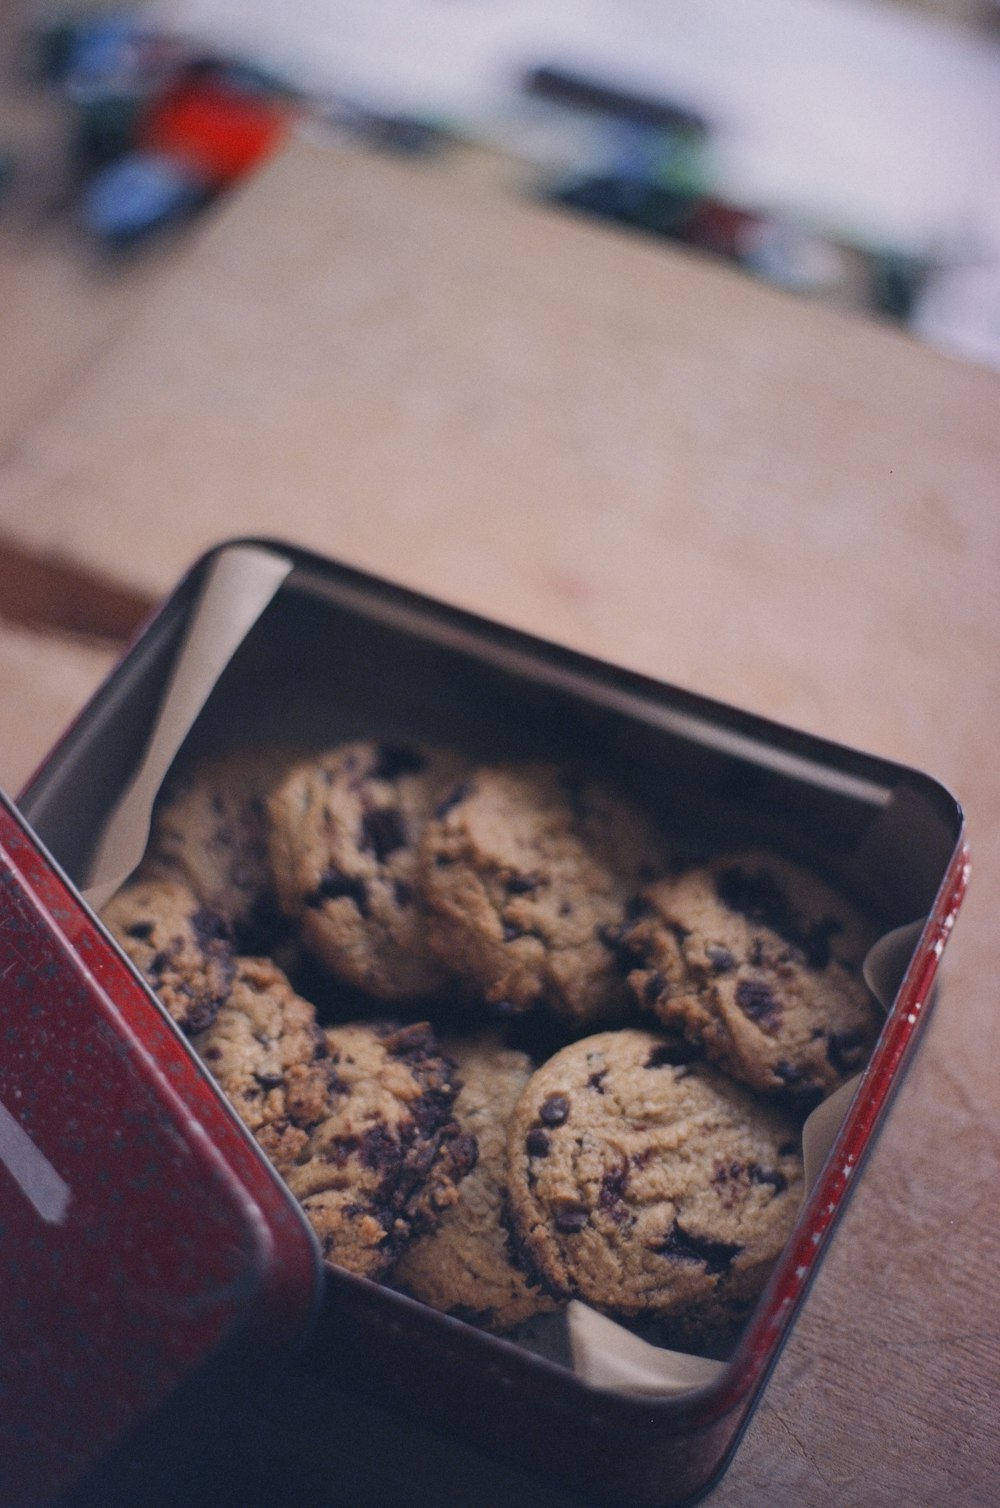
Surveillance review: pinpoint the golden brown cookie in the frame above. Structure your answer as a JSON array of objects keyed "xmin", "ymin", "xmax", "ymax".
[
  {"xmin": 417, "ymin": 762, "xmax": 670, "ymax": 1025},
  {"xmin": 190, "ymin": 954, "xmax": 330, "ymax": 1174},
  {"xmin": 622, "ymin": 849, "xmax": 879, "ymax": 1103},
  {"xmin": 268, "ymin": 740, "xmax": 469, "ymax": 1001},
  {"xmin": 505, "ymin": 1029, "xmax": 803, "ymax": 1328},
  {"xmin": 394, "ymin": 1034, "xmax": 563, "ymax": 1332},
  {"xmin": 101, "ymin": 865, "xmax": 236, "ymax": 1034},
  {"xmin": 149, "ymin": 743, "xmax": 304, "ymax": 939},
  {"xmin": 284, "ymin": 1020, "xmax": 477, "ymax": 1278}
]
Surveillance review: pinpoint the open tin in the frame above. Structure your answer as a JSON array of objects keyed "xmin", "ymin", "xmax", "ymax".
[{"xmin": 2, "ymin": 540, "xmax": 968, "ymax": 1507}]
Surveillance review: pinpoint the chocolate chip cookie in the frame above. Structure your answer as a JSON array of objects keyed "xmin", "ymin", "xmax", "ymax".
[
  {"xmin": 505, "ymin": 1029, "xmax": 803, "ymax": 1326},
  {"xmin": 149, "ymin": 743, "xmax": 303, "ymax": 940},
  {"xmin": 394, "ymin": 1034, "xmax": 563, "ymax": 1332},
  {"xmin": 191, "ymin": 954, "xmax": 331, "ymax": 1173},
  {"xmin": 621, "ymin": 849, "xmax": 879, "ymax": 1103},
  {"xmin": 417, "ymin": 762, "xmax": 670, "ymax": 1025},
  {"xmin": 102, "ymin": 865, "xmax": 236, "ymax": 1033},
  {"xmin": 268, "ymin": 740, "xmax": 470, "ymax": 1001},
  {"xmin": 283, "ymin": 1020, "xmax": 477, "ymax": 1278}
]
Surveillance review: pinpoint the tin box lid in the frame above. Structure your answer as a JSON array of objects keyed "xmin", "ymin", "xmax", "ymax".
[{"xmin": 0, "ymin": 792, "xmax": 323, "ymax": 1508}]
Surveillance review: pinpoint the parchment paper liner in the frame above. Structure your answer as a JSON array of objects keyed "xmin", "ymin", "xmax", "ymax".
[{"xmin": 81, "ymin": 541, "xmax": 920, "ymax": 1398}]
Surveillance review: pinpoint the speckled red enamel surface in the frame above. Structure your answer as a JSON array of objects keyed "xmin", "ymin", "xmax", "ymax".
[{"xmin": 0, "ymin": 795, "xmax": 321, "ymax": 1508}]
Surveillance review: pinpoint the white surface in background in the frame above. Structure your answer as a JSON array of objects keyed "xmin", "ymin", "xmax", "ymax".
[{"xmin": 148, "ymin": 0, "xmax": 1000, "ymax": 255}]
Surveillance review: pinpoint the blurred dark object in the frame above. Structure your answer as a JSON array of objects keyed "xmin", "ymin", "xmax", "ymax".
[
  {"xmin": 524, "ymin": 64, "xmax": 709, "ymax": 137},
  {"xmin": 20, "ymin": 13, "xmax": 295, "ymax": 246}
]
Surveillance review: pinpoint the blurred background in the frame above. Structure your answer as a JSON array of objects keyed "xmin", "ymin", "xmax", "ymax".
[
  {"xmin": 1, "ymin": 0, "xmax": 999, "ymax": 785},
  {"xmin": 2, "ymin": 0, "xmax": 1000, "ymax": 372}
]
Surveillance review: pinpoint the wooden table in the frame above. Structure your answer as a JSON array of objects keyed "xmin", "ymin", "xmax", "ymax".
[{"xmin": 1, "ymin": 137, "xmax": 998, "ymax": 1507}]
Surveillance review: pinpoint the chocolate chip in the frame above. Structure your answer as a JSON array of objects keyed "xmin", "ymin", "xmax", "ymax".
[
  {"xmin": 598, "ymin": 1166, "xmax": 628, "ymax": 1210},
  {"xmin": 826, "ymin": 1029, "xmax": 866, "ymax": 1075},
  {"xmin": 716, "ymin": 863, "xmax": 850, "ymax": 970},
  {"xmin": 502, "ymin": 920, "xmax": 523, "ymax": 942},
  {"xmin": 192, "ymin": 907, "xmax": 233, "ymax": 949},
  {"xmin": 716, "ymin": 865, "xmax": 791, "ymax": 932},
  {"xmin": 315, "ymin": 868, "xmax": 369, "ymax": 910},
  {"xmin": 539, "ymin": 1093, "xmax": 570, "ymax": 1126},
  {"xmin": 735, "ymin": 977, "xmax": 782, "ymax": 1030},
  {"xmin": 125, "ymin": 920, "xmax": 154, "ymax": 940},
  {"xmin": 506, "ymin": 872, "xmax": 538, "ymax": 895},
  {"xmin": 659, "ymin": 1221, "xmax": 742, "ymax": 1274},
  {"xmin": 361, "ymin": 806, "xmax": 409, "ymax": 862},
  {"xmin": 434, "ymin": 781, "xmax": 471, "ymax": 819},
  {"xmin": 587, "ymin": 1069, "xmax": 608, "ymax": 1093},
  {"xmin": 393, "ymin": 879, "xmax": 413, "ymax": 907},
  {"xmin": 526, "ymin": 1128, "xmax": 550, "ymax": 1157},
  {"xmin": 447, "ymin": 1132, "xmax": 479, "ymax": 1180},
  {"xmin": 707, "ymin": 944, "xmax": 735, "ymax": 972},
  {"xmin": 359, "ymin": 1125, "xmax": 402, "ymax": 1173},
  {"xmin": 623, "ymin": 893, "xmax": 654, "ymax": 922},
  {"xmin": 642, "ymin": 970, "xmax": 666, "ymax": 1006},
  {"xmin": 182, "ymin": 999, "xmax": 218, "ymax": 1034},
  {"xmin": 554, "ymin": 1208, "xmax": 589, "ymax": 1234},
  {"xmin": 371, "ymin": 743, "xmax": 426, "ymax": 780},
  {"xmin": 597, "ymin": 923, "xmax": 639, "ymax": 974},
  {"xmin": 748, "ymin": 1163, "xmax": 788, "ymax": 1193},
  {"xmin": 254, "ymin": 1070, "xmax": 284, "ymax": 1090},
  {"xmin": 774, "ymin": 1060, "xmax": 802, "ymax": 1085},
  {"xmin": 309, "ymin": 869, "xmax": 370, "ymax": 916}
]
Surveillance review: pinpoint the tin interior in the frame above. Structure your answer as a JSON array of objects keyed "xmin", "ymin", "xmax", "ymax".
[{"xmin": 17, "ymin": 542, "xmax": 965, "ymax": 1500}]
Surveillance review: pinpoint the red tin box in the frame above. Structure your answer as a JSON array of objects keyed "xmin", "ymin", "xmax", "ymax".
[{"xmin": 1, "ymin": 540, "xmax": 968, "ymax": 1508}]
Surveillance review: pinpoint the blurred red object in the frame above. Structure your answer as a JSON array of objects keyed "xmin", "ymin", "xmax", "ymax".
[{"xmin": 139, "ymin": 71, "xmax": 291, "ymax": 186}]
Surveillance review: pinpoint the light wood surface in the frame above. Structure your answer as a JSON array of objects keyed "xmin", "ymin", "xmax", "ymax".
[
  {"xmin": 0, "ymin": 618, "xmax": 116, "ymax": 793},
  {"xmin": 1, "ymin": 137, "xmax": 998, "ymax": 1506}
]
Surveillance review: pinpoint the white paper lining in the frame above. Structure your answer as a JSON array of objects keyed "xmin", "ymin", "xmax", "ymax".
[{"xmin": 83, "ymin": 544, "xmax": 292, "ymax": 910}]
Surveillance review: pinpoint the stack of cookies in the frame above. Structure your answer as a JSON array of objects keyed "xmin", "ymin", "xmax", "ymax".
[{"xmin": 101, "ymin": 738, "xmax": 880, "ymax": 1345}]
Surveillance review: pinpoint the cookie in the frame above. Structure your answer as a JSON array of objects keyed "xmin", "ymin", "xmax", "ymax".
[
  {"xmin": 505, "ymin": 1029, "xmax": 804, "ymax": 1327},
  {"xmin": 149, "ymin": 743, "xmax": 303, "ymax": 939},
  {"xmin": 417, "ymin": 762, "xmax": 669, "ymax": 1025},
  {"xmin": 394, "ymin": 1034, "xmax": 563, "ymax": 1332},
  {"xmin": 283, "ymin": 1020, "xmax": 477, "ymax": 1279},
  {"xmin": 101, "ymin": 866, "xmax": 236, "ymax": 1033},
  {"xmin": 621, "ymin": 849, "xmax": 879, "ymax": 1102},
  {"xmin": 191, "ymin": 955, "xmax": 332, "ymax": 1172},
  {"xmin": 267, "ymin": 740, "xmax": 470, "ymax": 1001}
]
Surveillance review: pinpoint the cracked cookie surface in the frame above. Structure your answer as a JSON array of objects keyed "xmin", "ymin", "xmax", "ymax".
[
  {"xmin": 190, "ymin": 954, "xmax": 331, "ymax": 1173},
  {"xmin": 622, "ymin": 849, "xmax": 879, "ymax": 1103},
  {"xmin": 149, "ymin": 744, "xmax": 304, "ymax": 939},
  {"xmin": 417, "ymin": 762, "xmax": 670, "ymax": 1025},
  {"xmin": 268, "ymin": 740, "xmax": 469, "ymax": 1001},
  {"xmin": 505, "ymin": 1029, "xmax": 803, "ymax": 1326},
  {"xmin": 394, "ymin": 1034, "xmax": 563, "ymax": 1332},
  {"xmin": 102, "ymin": 866, "xmax": 236, "ymax": 1034},
  {"xmin": 283, "ymin": 1019, "xmax": 477, "ymax": 1278}
]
